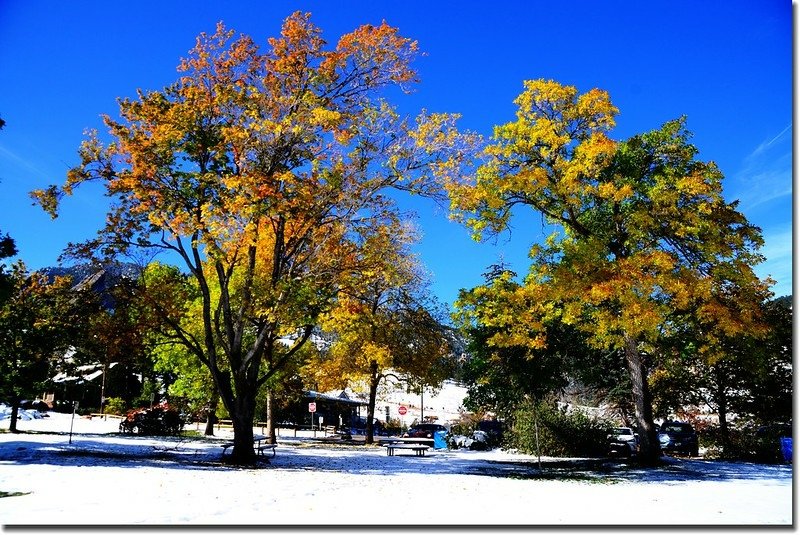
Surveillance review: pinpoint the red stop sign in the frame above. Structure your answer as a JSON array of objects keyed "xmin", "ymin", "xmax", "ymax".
[
  {"xmin": 398, "ymin": 405, "xmax": 407, "ymax": 415},
  {"xmin": 308, "ymin": 402, "xmax": 316, "ymax": 413}
]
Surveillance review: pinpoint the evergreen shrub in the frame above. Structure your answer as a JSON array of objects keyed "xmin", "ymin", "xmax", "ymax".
[
  {"xmin": 699, "ymin": 423, "xmax": 790, "ymax": 464},
  {"xmin": 508, "ymin": 399, "xmax": 611, "ymax": 457},
  {"xmin": 104, "ymin": 397, "xmax": 126, "ymax": 415}
]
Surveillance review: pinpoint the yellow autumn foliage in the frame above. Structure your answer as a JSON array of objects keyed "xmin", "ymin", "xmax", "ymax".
[{"xmin": 449, "ymin": 79, "xmax": 770, "ymax": 372}]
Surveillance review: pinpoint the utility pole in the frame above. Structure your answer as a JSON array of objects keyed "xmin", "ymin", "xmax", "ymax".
[
  {"xmin": 420, "ymin": 386, "xmax": 424, "ymax": 423},
  {"xmin": 100, "ymin": 362, "xmax": 107, "ymax": 416}
]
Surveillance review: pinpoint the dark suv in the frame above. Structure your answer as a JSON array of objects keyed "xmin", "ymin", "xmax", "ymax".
[
  {"xmin": 658, "ymin": 421, "xmax": 699, "ymax": 457},
  {"xmin": 403, "ymin": 423, "xmax": 447, "ymax": 439}
]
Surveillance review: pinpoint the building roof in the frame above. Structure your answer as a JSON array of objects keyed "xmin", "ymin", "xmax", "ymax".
[{"xmin": 303, "ymin": 390, "xmax": 368, "ymax": 406}]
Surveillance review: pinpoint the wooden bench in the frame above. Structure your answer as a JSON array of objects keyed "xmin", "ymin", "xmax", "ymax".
[
  {"xmin": 220, "ymin": 435, "xmax": 276, "ymax": 458},
  {"xmin": 384, "ymin": 443, "xmax": 430, "ymax": 457},
  {"xmin": 89, "ymin": 413, "xmax": 124, "ymax": 420}
]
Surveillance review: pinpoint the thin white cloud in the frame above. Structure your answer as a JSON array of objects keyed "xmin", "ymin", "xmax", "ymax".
[
  {"xmin": 0, "ymin": 143, "xmax": 50, "ymax": 181},
  {"xmin": 748, "ymin": 124, "xmax": 792, "ymax": 159},
  {"xmin": 731, "ymin": 125, "xmax": 793, "ymax": 212},
  {"xmin": 753, "ymin": 225, "xmax": 793, "ymax": 298}
]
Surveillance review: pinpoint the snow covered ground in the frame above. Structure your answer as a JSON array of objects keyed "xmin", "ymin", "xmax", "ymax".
[{"xmin": 0, "ymin": 412, "xmax": 792, "ymax": 527}]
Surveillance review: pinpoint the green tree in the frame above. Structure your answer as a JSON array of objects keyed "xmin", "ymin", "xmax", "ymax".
[
  {"xmin": 137, "ymin": 262, "xmax": 221, "ymax": 434},
  {"xmin": 457, "ymin": 266, "xmax": 630, "ymax": 429},
  {"xmin": 0, "ymin": 116, "xmax": 17, "ymax": 303},
  {"xmin": 307, "ymin": 224, "xmax": 454, "ymax": 444},
  {"xmin": 0, "ymin": 232, "xmax": 16, "ymax": 304},
  {"xmin": 742, "ymin": 297, "xmax": 792, "ymax": 425},
  {"xmin": 84, "ymin": 269, "xmax": 151, "ymax": 410},
  {"xmin": 651, "ymin": 295, "xmax": 792, "ymax": 450},
  {"xmin": 0, "ymin": 264, "xmax": 79, "ymax": 431},
  {"xmin": 456, "ymin": 269, "xmax": 567, "ymax": 417},
  {"xmin": 34, "ymin": 15, "xmax": 474, "ymax": 462},
  {"xmin": 46, "ymin": 264, "xmax": 168, "ymax": 413},
  {"xmin": 448, "ymin": 79, "xmax": 771, "ymax": 465}
]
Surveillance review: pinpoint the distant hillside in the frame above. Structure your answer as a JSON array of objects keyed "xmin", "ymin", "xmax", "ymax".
[
  {"xmin": 773, "ymin": 295, "xmax": 792, "ymax": 309},
  {"xmin": 39, "ymin": 263, "xmax": 143, "ymax": 310}
]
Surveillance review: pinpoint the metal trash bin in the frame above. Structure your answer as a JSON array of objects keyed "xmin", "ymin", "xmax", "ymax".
[
  {"xmin": 433, "ymin": 430, "xmax": 447, "ymax": 449},
  {"xmin": 780, "ymin": 437, "xmax": 792, "ymax": 463}
]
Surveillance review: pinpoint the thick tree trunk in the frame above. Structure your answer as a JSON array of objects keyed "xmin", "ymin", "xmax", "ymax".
[
  {"xmin": 204, "ymin": 388, "xmax": 219, "ymax": 436},
  {"xmin": 265, "ymin": 389, "xmax": 276, "ymax": 445},
  {"xmin": 229, "ymin": 398, "xmax": 256, "ymax": 464},
  {"xmin": 9, "ymin": 397, "xmax": 20, "ymax": 434},
  {"xmin": 714, "ymin": 368, "xmax": 730, "ymax": 452},
  {"xmin": 623, "ymin": 336, "xmax": 660, "ymax": 466},
  {"xmin": 718, "ymin": 397, "xmax": 730, "ymax": 452},
  {"xmin": 216, "ymin": 371, "xmax": 258, "ymax": 464},
  {"xmin": 365, "ymin": 361, "xmax": 379, "ymax": 445}
]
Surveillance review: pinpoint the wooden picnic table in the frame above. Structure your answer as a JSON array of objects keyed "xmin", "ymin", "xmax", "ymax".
[
  {"xmin": 220, "ymin": 434, "xmax": 277, "ymax": 458},
  {"xmin": 383, "ymin": 443, "xmax": 430, "ymax": 457},
  {"xmin": 378, "ymin": 436, "xmax": 434, "ymax": 446}
]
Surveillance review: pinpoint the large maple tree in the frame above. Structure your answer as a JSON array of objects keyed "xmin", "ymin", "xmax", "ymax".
[
  {"xmin": 34, "ymin": 13, "xmax": 475, "ymax": 463},
  {"xmin": 448, "ymin": 79, "xmax": 771, "ymax": 465}
]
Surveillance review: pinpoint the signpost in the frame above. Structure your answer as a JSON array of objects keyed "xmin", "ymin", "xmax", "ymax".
[
  {"xmin": 309, "ymin": 402, "xmax": 317, "ymax": 437},
  {"xmin": 69, "ymin": 401, "xmax": 79, "ymax": 445}
]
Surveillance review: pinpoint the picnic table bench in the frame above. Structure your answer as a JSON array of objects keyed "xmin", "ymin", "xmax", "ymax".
[
  {"xmin": 383, "ymin": 442, "xmax": 430, "ymax": 457},
  {"xmin": 220, "ymin": 435, "xmax": 276, "ymax": 458},
  {"xmin": 378, "ymin": 436, "xmax": 434, "ymax": 446}
]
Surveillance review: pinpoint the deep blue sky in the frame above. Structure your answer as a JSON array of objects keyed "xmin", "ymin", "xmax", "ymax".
[{"xmin": 0, "ymin": 1, "xmax": 792, "ymax": 307}]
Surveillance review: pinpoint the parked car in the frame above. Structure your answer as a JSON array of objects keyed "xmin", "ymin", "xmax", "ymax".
[
  {"xmin": 449, "ymin": 430, "xmax": 491, "ymax": 451},
  {"xmin": 351, "ymin": 417, "xmax": 385, "ymax": 435},
  {"xmin": 607, "ymin": 427, "xmax": 639, "ymax": 457},
  {"xmin": 755, "ymin": 423, "xmax": 792, "ymax": 439},
  {"xmin": 754, "ymin": 423, "xmax": 793, "ymax": 463},
  {"xmin": 477, "ymin": 419, "xmax": 505, "ymax": 446},
  {"xmin": 20, "ymin": 399, "xmax": 49, "ymax": 412},
  {"xmin": 658, "ymin": 421, "xmax": 699, "ymax": 457},
  {"xmin": 403, "ymin": 423, "xmax": 447, "ymax": 439},
  {"xmin": 119, "ymin": 406, "xmax": 184, "ymax": 436}
]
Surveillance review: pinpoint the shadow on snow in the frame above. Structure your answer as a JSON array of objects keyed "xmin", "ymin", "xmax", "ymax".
[
  {"xmin": 0, "ymin": 431, "xmax": 792, "ymax": 485},
  {"xmin": 0, "ymin": 432, "xmax": 245, "ymax": 472}
]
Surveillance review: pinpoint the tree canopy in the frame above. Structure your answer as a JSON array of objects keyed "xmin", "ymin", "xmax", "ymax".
[
  {"xmin": 448, "ymin": 79, "xmax": 772, "ymax": 464},
  {"xmin": 0, "ymin": 264, "xmax": 81, "ymax": 431},
  {"xmin": 306, "ymin": 222, "xmax": 454, "ymax": 443},
  {"xmin": 32, "ymin": 13, "xmax": 475, "ymax": 463},
  {"xmin": 0, "ymin": 116, "xmax": 17, "ymax": 303}
]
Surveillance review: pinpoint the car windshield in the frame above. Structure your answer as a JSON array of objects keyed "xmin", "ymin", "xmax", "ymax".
[
  {"xmin": 664, "ymin": 424, "xmax": 691, "ymax": 433},
  {"xmin": 614, "ymin": 428, "xmax": 632, "ymax": 435}
]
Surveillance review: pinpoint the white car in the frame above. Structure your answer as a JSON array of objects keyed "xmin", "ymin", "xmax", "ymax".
[{"xmin": 607, "ymin": 427, "xmax": 639, "ymax": 457}]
